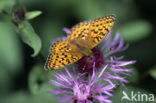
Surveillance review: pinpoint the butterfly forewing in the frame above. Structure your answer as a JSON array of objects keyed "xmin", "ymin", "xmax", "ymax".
[
  {"xmin": 68, "ymin": 21, "xmax": 90, "ymax": 41},
  {"xmin": 88, "ymin": 15, "xmax": 115, "ymax": 48}
]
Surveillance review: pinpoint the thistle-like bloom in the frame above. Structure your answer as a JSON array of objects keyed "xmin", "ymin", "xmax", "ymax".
[
  {"xmin": 50, "ymin": 65, "xmax": 115, "ymax": 103},
  {"xmin": 49, "ymin": 28, "xmax": 136, "ymax": 102},
  {"xmin": 62, "ymin": 28, "xmax": 136, "ymax": 84}
]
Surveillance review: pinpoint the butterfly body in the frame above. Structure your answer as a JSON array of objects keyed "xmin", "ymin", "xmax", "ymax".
[
  {"xmin": 45, "ymin": 15, "xmax": 115, "ymax": 70},
  {"xmin": 68, "ymin": 39, "xmax": 92, "ymax": 56}
]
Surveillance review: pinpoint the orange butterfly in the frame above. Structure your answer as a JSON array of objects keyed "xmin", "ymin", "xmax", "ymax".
[{"xmin": 45, "ymin": 15, "xmax": 115, "ymax": 70}]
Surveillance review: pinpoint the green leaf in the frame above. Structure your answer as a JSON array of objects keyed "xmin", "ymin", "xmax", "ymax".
[
  {"xmin": 25, "ymin": 11, "xmax": 42, "ymax": 20},
  {"xmin": 150, "ymin": 66, "xmax": 156, "ymax": 80},
  {"xmin": 28, "ymin": 64, "xmax": 55, "ymax": 95},
  {"xmin": 0, "ymin": 90, "xmax": 56, "ymax": 103},
  {"xmin": 18, "ymin": 21, "xmax": 41, "ymax": 57},
  {"xmin": 0, "ymin": 91, "xmax": 30, "ymax": 103},
  {"xmin": 0, "ymin": 22, "xmax": 22, "ymax": 74},
  {"xmin": 118, "ymin": 20, "xmax": 152, "ymax": 42},
  {"xmin": 0, "ymin": 0, "xmax": 15, "ymax": 12},
  {"xmin": 0, "ymin": 67, "xmax": 13, "ymax": 94}
]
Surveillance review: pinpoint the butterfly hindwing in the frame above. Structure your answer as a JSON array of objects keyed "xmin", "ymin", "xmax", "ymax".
[
  {"xmin": 45, "ymin": 40, "xmax": 83, "ymax": 70},
  {"xmin": 50, "ymin": 39, "xmax": 71, "ymax": 53}
]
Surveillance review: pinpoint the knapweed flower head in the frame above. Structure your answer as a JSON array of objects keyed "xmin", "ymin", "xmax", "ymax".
[
  {"xmin": 48, "ymin": 14, "xmax": 136, "ymax": 102},
  {"xmin": 62, "ymin": 28, "xmax": 136, "ymax": 84},
  {"xmin": 49, "ymin": 28, "xmax": 136, "ymax": 103},
  {"xmin": 50, "ymin": 65, "xmax": 115, "ymax": 103},
  {"xmin": 76, "ymin": 47, "xmax": 105, "ymax": 74}
]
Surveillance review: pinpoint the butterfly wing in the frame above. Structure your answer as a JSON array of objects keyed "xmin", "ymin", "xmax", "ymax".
[
  {"xmin": 68, "ymin": 15, "xmax": 115, "ymax": 49},
  {"xmin": 50, "ymin": 39, "xmax": 71, "ymax": 53},
  {"xmin": 45, "ymin": 40, "xmax": 83, "ymax": 70},
  {"xmin": 68, "ymin": 21, "xmax": 90, "ymax": 40},
  {"xmin": 88, "ymin": 15, "xmax": 115, "ymax": 48},
  {"xmin": 67, "ymin": 21, "xmax": 91, "ymax": 49}
]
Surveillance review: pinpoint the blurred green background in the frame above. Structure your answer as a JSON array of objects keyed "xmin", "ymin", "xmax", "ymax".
[{"xmin": 0, "ymin": 0, "xmax": 156, "ymax": 103}]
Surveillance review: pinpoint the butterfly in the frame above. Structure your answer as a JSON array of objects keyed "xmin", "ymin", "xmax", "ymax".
[{"xmin": 45, "ymin": 15, "xmax": 115, "ymax": 70}]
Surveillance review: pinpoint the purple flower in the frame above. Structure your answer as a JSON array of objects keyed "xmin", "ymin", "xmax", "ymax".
[
  {"xmin": 51, "ymin": 29, "xmax": 136, "ymax": 85},
  {"xmin": 74, "ymin": 30, "xmax": 135, "ymax": 85},
  {"xmin": 49, "ymin": 28, "xmax": 136, "ymax": 102},
  {"xmin": 99, "ymin": 31, "xmax": 136, "ymax": 85},
  {"xmin": 63, "ymin": 28, "xmax": 70, "ymax": 34},
  {"xmin": 49, "ymin": 65, "xmax": 115, "ymax": 103},
  {"xmin": 77, "ymin": 48, "xmax": 105, "ymax": 74}
]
